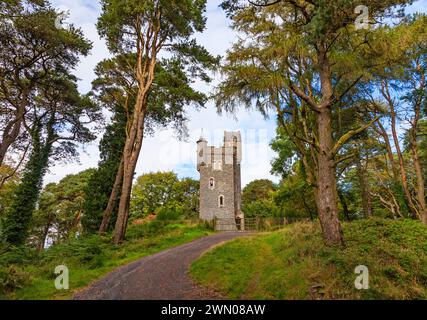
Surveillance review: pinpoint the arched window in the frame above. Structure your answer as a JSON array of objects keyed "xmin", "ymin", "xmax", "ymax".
[
  {"xmin": 218, "ymin": 195, "xmax": 224, "ymax": 207},
  {"xmin": 209, "ymin": 177, "xmax": 215, "ymax": 189}
]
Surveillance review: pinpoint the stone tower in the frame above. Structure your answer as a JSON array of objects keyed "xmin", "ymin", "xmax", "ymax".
[{"xmin": 197, "ymin": 131, "xmax": 244, "ymax": 230}]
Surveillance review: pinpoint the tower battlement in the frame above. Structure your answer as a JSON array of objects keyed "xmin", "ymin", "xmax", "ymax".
[{"xmin": 197, "ymin": 131, "xmax": 241, "ymax": 171}]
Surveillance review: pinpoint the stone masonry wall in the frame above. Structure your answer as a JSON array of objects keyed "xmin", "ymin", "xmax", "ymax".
[{"xmin": 198, "ymin": 132, "xmax": 242, "ymax": 230}]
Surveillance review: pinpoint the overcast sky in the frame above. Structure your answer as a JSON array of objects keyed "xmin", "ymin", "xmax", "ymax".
[{"xmin": 44, "ymin": 0, "xmax": 427, "ymax": 187}]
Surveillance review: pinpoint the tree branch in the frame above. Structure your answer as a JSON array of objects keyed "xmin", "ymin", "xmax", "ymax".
[
  {"xmin": 331, "ymin": 117, "xmax": 379, "ymax": 157},
  {"xmin": 289, "ymin": 83, "xmax": 320, "ymax": 112},
  {"xmin": 248, "ymin": 0, "xmax": 281, "ymax": 6}
]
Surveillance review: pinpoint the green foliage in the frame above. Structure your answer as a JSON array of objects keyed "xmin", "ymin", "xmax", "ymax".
[
  {"xmin": 131, "ymin": 172, "xmax": 179, "ymax": 217},
  {"xmin": 216, "ymin": 0, "xmax": 427, "ymax": 236},
  {"xmin": 42, "ymin": 234, "xmax": 109, "ymax": 269},
  {"xmin": 0, "ymin": 244, "xmax": 36, "ymax": 295},
  {"xmin": 270, "ymin": 128, "xmax": 298, "ymax": 180},
  {"xmin": 95, "ymin": 0, "xmax": 218, "ymax": 123},
  {"xmin": 144, "ymin": 59, "xmax": 209, "ymax": 136},
  {"xmin": 274, "ymin": 162, "xmax": 317, "ymax": 219},
  {"xmin": 0, "ymin": 2, "xmax": 99, "ymax": 245},
  {"xmin": 155, "ymin": 205, "xmax": 184, "ymax": 221},
  {"xmin": 130, "ymin": 172, "xmax": 199, "ymax": 219},
  {"xmin": 31, "ymin": 169, "xmax": 96, "ymax": 247},
  {"xmin": 241, "ymin": 179, "xmax": 279, "ymax": 218},
  {"xmin": 242, "ymin": 179, "xmax": 276, "ymax": 205},
  {"xmin": 191, "ymin": 218, "xmax": 427, "ymax": 299},
  {"xmin": 0, "ymin": 165, "xmax": 20, "ymax": 220},
  {"xmin": 0, "ymin": 245, "xmax": 37, "ymax": 266},
  {"xmin": 82, "ymin": 39, "xmax": 214, "ymax": 236},
  {"xmin": 2, "ymin": 134, "xmax": 52, "ymax": 245},
  {"xmin": 173, "ymin": 178, "xmax": 200, "ymax": 218},
  {"xmin": 97, "ymin": 0, "xmax": 209, "ymax": 54},
  {"xmin": 94, "ymin": 0, "xmax": 218, "ymax": 243},
  {"xmin": 82, "ymin": 105, "xmax": 127, "ymax": 234},
  {"xmin": 0, "ymin": 1, "xmax": 93, "ymax": 160},
  {"xmin": 242, "ymin": 199, "xmax": 281, "ymax": 218},
  {"xmin": 0, "ymin": 265, "xmax": 30, "ymax": 294}
]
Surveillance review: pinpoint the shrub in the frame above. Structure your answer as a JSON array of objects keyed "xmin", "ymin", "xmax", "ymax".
[
  {"xmin": 242, "ymin": 199, "xmax": 282, "ymax": 218},
  {"xmin": 0, "ymin": 265, "xmax": 30, "ymax": 294},
  {"xmin": 41, "ymin": 235, "xmax": 108, "ymax": 265},
  {"xmin": 156, "ymin": 205, "xmax": 184, "ymax": 221},
  {"xmin": 125, "ymin": 220, "xmax": 167, "ymax": 239},
  {"xmin": 0, "ymin": 245, "xmax": 37, "ymax": 267}
]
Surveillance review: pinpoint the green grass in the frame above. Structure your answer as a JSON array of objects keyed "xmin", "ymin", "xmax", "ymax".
[
  {"xmin": 0, "ymin": 220, "xmax": 212, "ymax": 300},
  {"xmin": 190, "ymin": 218, "xmax": 427, "ymax": 300}
]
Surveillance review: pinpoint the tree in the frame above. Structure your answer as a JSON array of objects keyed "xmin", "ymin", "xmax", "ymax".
[
  {"xmin": 97, "ymin": 0, "xmax": 219, "ymax": 243},
  {"xmin": 130, "ymin": 172, "xmax": 199, "ymax": 220},
  {"xmin": 397, "ymin": 19, "xmax": 427, "ymax": 225},
  {"xmin": 218, "ymin": 0, "xmax": 413, "ymax": 245},
  {"xmin": 0, "ymin": 0, "xmax": 44, "ymax": 19},
  {"xmin": 270, "ymin": 130, "xmax": 318, "ymax": 219},
  {"xmin": 0, "ymin": 165, "xmax": 20, "ymax": 213},
  {"xmin": 365, "ymin": 15, "xmax": 427, "ymax": 224},
  {"xmin": 172, "ymin": 178, "xmax": 199, "ymax": 218},
  {"xmin": 241, "ymin": 179, "xmax": 282, "ymax": 219},
  {"xmin": 242, "ymin": 179, "xmax": 276, "ymax": 207},
  {"xmin": 82, "ymin": 103, "xmax": 127, "ymax": 234},
  {"xmin": 274, "ymin": 164, "xmax": 317, "ymax": 220},
  {"xmin": 130, "ymin": 172, "xmax": 179, "ymax": 218},
  {"xmin": 2, "ymin": 72, "xmax": 100, "ymax": 245},
  {"xmin": 31, "ymin": 169, "xmax": 96, "ymax": 250},
  {"xmin": 0, "ymin": 2, "xmax": 92, "ymax": 166}
]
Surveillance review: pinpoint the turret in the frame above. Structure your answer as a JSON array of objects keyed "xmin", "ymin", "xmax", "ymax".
[{"xmin": 197, "ymin": 135, "xmax": 207, "ymax": 171}]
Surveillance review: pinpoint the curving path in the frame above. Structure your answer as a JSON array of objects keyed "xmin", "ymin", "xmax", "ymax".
[{"xmin": 74, "ymin": 232, "xmax": 250, "ymax": 300}]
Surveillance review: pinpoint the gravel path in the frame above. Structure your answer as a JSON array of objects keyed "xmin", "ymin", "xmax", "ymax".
[{"xmin": 73, "ymin": 232, "xmax": 250, "ymax": 300}]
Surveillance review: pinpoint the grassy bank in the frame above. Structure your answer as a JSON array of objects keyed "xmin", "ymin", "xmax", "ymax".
[
  {"xmin": 0, "ymin": 220, "xmax": 211, "ymax": 300},
  {"xmin": 190, "ymin": 218, "xmax": 427, "ymax": 299}
]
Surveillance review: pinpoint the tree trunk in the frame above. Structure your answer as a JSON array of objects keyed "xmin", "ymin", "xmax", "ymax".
[
  {"xmin": 111, "ymin": 38, "xmax": 158, "ymax": 244},
  {"xmin": 390, "ymin": 111, "xmax": 418, "ymax": 217},
  {"xmin": 0, "ymin": 105, "xmax": 25, "ymax": 165},
  {"xmin": 338, "ymin": 190, "xmax": 351, "ymax": 221},
  {"xmin": 301, "ymin": 192, "xmax": 315, "ymax": 220},
  {"xmin": 316, "ymin": 108, "xmax": 344, "ymax": 246},
  {"xmin": 99, "ymin": 157, "xmax": 124, "ymax": 234},
  {"xmin": 374, "ymin": 121, "xmax": 399, "ymax": 180},
  {"xmin": 360, "ymin": 174, "xmax": 372, "ymax": 218},
  {"xmin": 112, "ymin": 90, "xmax": 148, "ymax": 244},
  {"xmin": 38, "ymin": 219, "xmax": 52, "ymax": 251},
  {"xmin": 410, "ymin": 69, "xmax": 426, "ymax": 224},
  {"xmin": 412, "ymin": 145, "xmax": 427, "ymax": 224},
  {"xmin": 357, "ymin": 155, "xmax": 372, "ymax": 218},
  {"xmin": 385, "ymin": 82, "xmax": 418, "ymax": 217}
]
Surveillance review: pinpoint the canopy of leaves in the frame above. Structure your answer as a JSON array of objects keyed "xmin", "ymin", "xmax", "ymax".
[
  {"xmin": 0, "ymin": 1, "xmax": 93, "ymax": 161},
  {"xmin": 242, "ymin": 179, "xmax": 277, "ymax": 205},
  {"xmin": 97, "ymin": 0, "xmax": 208, "ymax": 54},
  {"xmin": 31, "ymin": 169, "xmax": 96, "ymax": 248},
  {"xmin": 130, "ymin": 172, "xmax": 199, "ymax": 219}
]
